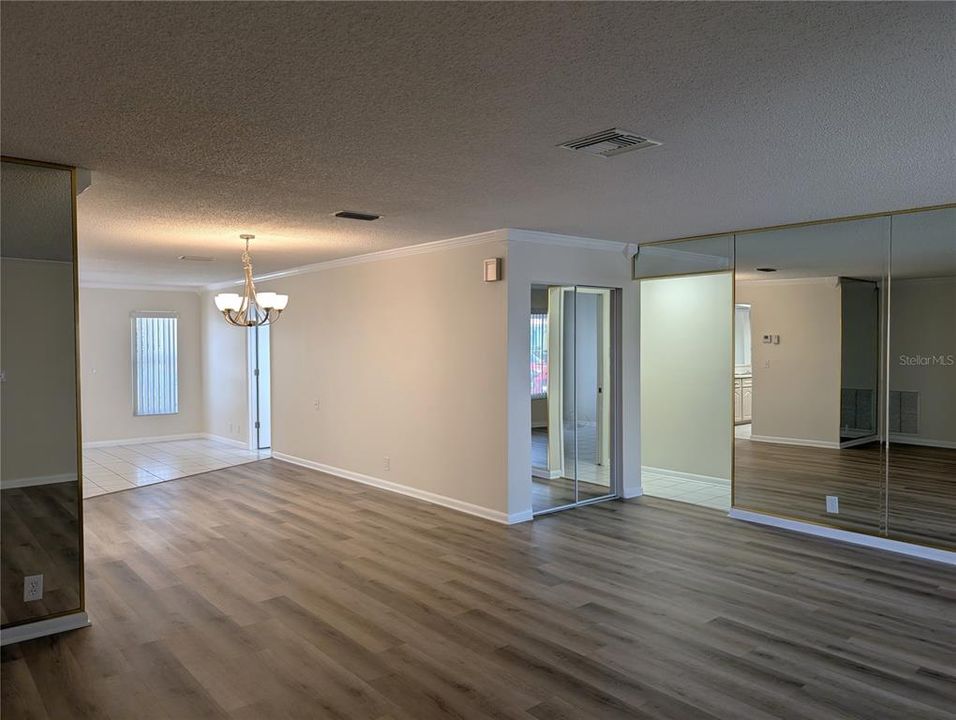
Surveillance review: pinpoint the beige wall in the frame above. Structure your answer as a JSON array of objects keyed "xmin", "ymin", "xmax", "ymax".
[
  {"xmin": 201, "ymin": 291, "xmax": 249, "ymax": 444},
  {"xmin": 78, "ymin": 287, "xmax": 203, "ymax": 443},
  {"xmin": 640, "ymin": 273, "xmax": 732, "ymax": 480},
  {"xmin": 737, "ymin": 279, "xmax": 842, "ymax": 445},
  {"xmin": 257, "ymin": 235, "xmax": 511, "ymax": 515},
  {"xmin": 2, "ymin": 260, "xmax": 78, "ymax": 483},
  {"xmin": 890, "ymin": 276, "xmax": 956, "ymax": 446}
]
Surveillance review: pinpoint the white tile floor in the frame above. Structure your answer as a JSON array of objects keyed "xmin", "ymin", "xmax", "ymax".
[
  {"xmin": 82, "ymin": 438, "xmax": 271, "ymax": 499},
  {"xmin": 642, "ymin": 470, "xmax": 731, "ymax": 510}
]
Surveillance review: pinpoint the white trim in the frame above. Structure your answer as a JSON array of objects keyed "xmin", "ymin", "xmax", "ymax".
[
  {"xmin": 272, "ymin": 452, "xmax": 521, "ymax": 524},
  {"xmin": 508, "ymin": 228, "xmax": 626, "ymax": 253},
  {"xmin": 839, "ymin": 434, "xmax": 879, "ymax": 449},
  {"xmin": 889, "ymin": 435, "xmax": 956, "ymax": 450},
  {"xmin": 728, "ymin": 509, "xmax": 956, "ymax": 566},
  {"xmin": 621, "ymin": 485, "xmax": 643, "ymax": 500},
  {"xmin": 80, "ymin": 280, "xmax": 202, "ymax": 294},
  {"xmin": 82, "ymin": 432, "xmax": 203, "ymax": 449},
  {"xmin": 1, "ymin": 612, "xmax": 91, "ymax": 646},
  {"xmin": 1, "ymin": 473, "xmax": 76, "ymax": 490},
  {"xmin": 531, "ymin": 466, "xmax": 563, "ymax": 480},
  {"xmin": 641, "ymin": 465, "xmax": 730, "ymax": 486},
  {"xmin": 736, "ymin": 276, "xmax": 840, "ymax": 287},
  {"xmin": 748, "ymin": 434, "xmax": 841, "ymax": 449},
  {"xmin": 205, "ymin": 229, "xmax": 509, "ymax": 290},
  {"xmin": 202, "ymin": 433, "xmax": 251, "ymax": 449},
  {"xmin": 507, "ymin": 509, "xmax": 534, "ymax": 524}
]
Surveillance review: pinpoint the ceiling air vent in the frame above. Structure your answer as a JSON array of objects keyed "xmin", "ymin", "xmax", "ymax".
[
  {"xmin": 558, "ymin": 128, "xmax": 661, "ymax": 158},
  {"xmin": 334, "ymin": 210, "xmax": 381, "ymax": 221},
  {"xmin": 178, "ymin": 255, "xmax": 214, "ymax": 262}
]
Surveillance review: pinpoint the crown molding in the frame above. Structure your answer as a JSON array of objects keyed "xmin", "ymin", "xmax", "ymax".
[
  {"xmin": 79, "ymin": 280, "xmax": 203, "ymax": 294},
  {"xmin": 204, "ymin": 229, "xmax": 509, "ymax": 290},
  {"xmin": 507, "ymin": 228, "xmax": 627, "ymax": 253}
]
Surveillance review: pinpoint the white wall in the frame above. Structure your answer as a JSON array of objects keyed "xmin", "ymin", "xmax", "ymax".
[
  {"xmin": 506, "ymin": 233, "xmax": 639, "ymax": 516},
  {"xmin": 256, "ymin": 232, "xmax": 512, "ymax": 518},
  {"xmin": 736, "ymin": 279, "xmax": 842, "ymax": 446},
  {"xmin": 78, "ymin": 287, "xmax": 203, "ymax": 443},
  {"xmin": 201, "ymin": 292, "xmax": 250, "ymax": 445},
  {"xmin": 639, "ymin": 273, "xmax": 732, "ymax": 480}
]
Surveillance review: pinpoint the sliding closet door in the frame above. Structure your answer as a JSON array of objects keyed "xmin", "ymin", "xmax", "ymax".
[
  {"xmin": 575, "ymin": 287, "xmax": 614, "ymax": 503},
  {"xmin": 531, "ymin": 286, "xmax": 577, "ymax": 513}
]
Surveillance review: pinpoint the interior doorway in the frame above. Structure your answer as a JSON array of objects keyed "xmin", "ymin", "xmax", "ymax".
[
  {"xmin": 530, "ymin": 284, "xmax": 620, "ymax": 515},
  {"xmin": 248, "ymin": 324, "xmax": 272, "ymax": 450}
]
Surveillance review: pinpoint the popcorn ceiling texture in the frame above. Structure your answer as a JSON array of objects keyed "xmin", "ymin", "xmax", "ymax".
[{"xmin": 1, "ymin": 2, "xmax": 954, "ymax": 285}]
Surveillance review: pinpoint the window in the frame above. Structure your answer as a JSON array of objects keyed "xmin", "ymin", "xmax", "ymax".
[
  {"xmin": 132, "ymin": 312, "xmax": 179, "ymax": 415},
  {"xmin": 530, "ymin": 313, "xmax": 548, "ymax": 399}
]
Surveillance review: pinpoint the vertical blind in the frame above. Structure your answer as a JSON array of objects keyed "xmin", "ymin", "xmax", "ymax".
[
  {"xmin": 530, "ymin": 313, "xmax": 549, "ymax": 398},
  {"xmin": 132, "ymin": 313, "xmax": 179, "ymax": 416}
]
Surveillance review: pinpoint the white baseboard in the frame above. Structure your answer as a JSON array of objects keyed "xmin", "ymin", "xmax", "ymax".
[
  {"xmin": 728, "ymin": 508, "xmax": 956, "ymax": 566},
  {"xmin": 507, "ymin": 509, "xmax": 534, "ymax": 524},
  {"xmin": 202, "ymin": 433, "xmax": 252, "ymax": 449},
  {"xmin": 83, "ymin": 433, "xmax": 202, "ymax": 449},
  {"xmin": 1, "ymin": 473, "xmax": 76, "ymax": 490},
  {"xmin": 531, "ymin": 466, "xmax": 563, "ymax": 480},
  {"xmin": 748, "ymin": 434, "xmax": 840, "ymax": 449},
  {"xmin": 272, "ymin": 452, "xmax": 519, "ymax": 524},
  {"xmin": 889, "ymin": 435, "xmax": 956, "ymax": 450},
  {"xmin": 621, "ymin": 486, "xmax": 643, "ymax": 499},
  {"xmin": 1, "ymin": 611, "xmax": 91, "ymax": 646},
  {"xmin": 839, "ymin": 435, "xmax": 879, "ymax": 449},
  {"xmin": 642, "ymin": 465, "xmax": 729, "ymax": 486}
]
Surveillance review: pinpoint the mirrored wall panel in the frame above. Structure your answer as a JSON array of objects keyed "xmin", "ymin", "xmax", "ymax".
[
  {"xmin": 530, "ymin": 285, "xmax": 617, "ymax": 514},
  {"xmin": 733, "ymin": 216, "xmax": 890, "ymax": 534},
  {"xmin": 639, "ymin": 267, "xmax": 733, "ymax": 511},
  {"xmin": 1, "ymin": 159, "xmax": 83, "ymax": 626},
  {"xmin": 887, "ymin": 207, "xmax": 956, "ymax": 549}
]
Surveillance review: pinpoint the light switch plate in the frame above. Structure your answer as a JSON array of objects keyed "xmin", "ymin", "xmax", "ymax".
[{"xmin": 826, "ymin": 496, "xmax": 839, "ymax": 514}]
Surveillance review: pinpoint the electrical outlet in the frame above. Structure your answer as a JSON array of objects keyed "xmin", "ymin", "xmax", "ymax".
[
  {"xmin": 384, "ymin": 456, "xmax": 390, "ymax": 471},
  {"xmin": 826, "ymin": 495, "xmax": 839, "ymax": 514},
  {"xmin": 313, "ymin": 399, "xmax": 320, "ymax": 410},
  {"xmin": 23, "ymin": 574, "xmax": 43, "ymax": 602}
]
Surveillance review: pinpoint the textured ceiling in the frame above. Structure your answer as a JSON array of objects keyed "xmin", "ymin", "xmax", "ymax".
[{"xmin": 2, "ymin": 2, "xmax": 954, "ymax": 286}]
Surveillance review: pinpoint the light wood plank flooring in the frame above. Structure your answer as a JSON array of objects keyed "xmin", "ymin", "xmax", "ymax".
[{"xmin": 3, "ymin": 459, "xmax": 956, "ymax": 719}]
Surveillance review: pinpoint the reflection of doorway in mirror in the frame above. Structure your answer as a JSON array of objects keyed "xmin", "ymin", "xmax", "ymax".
[{"xmin": 734, "ymin": 304, "xmax": 753, "ymax": 436}]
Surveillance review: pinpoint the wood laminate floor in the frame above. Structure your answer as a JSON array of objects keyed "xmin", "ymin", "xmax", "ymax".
[
  {"xmin": 3, "ymin": 459, "xmax": 956, "ymax": 719},
  {"xmin": 734, "ymin": 439, "xmax": 956, "ymax": 550}
]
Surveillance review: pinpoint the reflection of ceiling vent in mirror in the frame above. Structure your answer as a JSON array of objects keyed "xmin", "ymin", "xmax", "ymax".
[{"xmin": 558, "ymin": 128, "xmax": 661, "ymax": 158}]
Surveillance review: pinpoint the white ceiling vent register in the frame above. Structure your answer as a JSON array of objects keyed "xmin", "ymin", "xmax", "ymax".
[{"xmin": 558, "ymin": 128, "xmax": 661, "ymax": 158}]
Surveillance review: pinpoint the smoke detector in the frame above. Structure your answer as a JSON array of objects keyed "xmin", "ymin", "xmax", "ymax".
[{"xmin": 558, "ymin": 128, "xmax": 661, "ymax": 158}]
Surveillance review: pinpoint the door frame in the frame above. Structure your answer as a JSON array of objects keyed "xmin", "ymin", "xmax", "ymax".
[
  {"xmin": 530, "ymin": 283, "xmax": 623, "ymax": 516},
  {"xmin": 246, "ymin": 324, "xmax": 271, "ymax": 451}
]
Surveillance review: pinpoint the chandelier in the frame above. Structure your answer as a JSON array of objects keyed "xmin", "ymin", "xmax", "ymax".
[{"xmin": 214, "ymin": 234, "xmax": 289, "ymax": 326}]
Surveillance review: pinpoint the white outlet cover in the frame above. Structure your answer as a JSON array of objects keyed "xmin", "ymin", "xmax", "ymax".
[
  {"xmin": 23, "ymin": 574, "xmax": 43, "ymax": 602},
  {"xmin": 826, "ymin": 495, "xmax": 839, "ymax": 513}
]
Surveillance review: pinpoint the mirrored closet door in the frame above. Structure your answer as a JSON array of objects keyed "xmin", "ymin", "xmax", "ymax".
[{"xmin": 531, "ymin": 285, "xmax": 619, "ymax": 515}]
